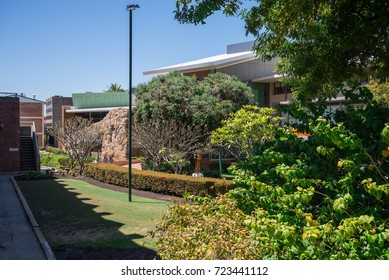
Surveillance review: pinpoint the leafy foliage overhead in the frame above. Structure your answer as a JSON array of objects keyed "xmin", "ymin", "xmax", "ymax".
[
  {"xmin": 368, "ymin": 79, "xmax": 389, "ymax": 108},
  {"xmin": 174, "ymin": 0, "xmax": 389, "ymax": 98}
]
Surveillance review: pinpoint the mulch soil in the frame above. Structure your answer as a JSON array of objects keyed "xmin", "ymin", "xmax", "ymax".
[{"xmin": 50, "ymin": 174, "xmax": 184, "ymax": 260}]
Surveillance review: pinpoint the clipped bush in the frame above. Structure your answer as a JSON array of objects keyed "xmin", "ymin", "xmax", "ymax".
[
  {"xmin": 25, "ymin": 170, "xmax": 48, "ymax": 180},
  {"xmin": 83, "ymin": 164, "xmax": 234, "ymax": 197},
  {"xmin": 153, "ymin": 195, "xmax": 259, "ymax": 260},
  {"xmin": 58, "ymin": 157, "xmax": 70, "ymax": 167},
  {"xmin": 43, "ymin": 146, "xmax": 66, "ymax": 155},
  {"xmin": 40, "ymin": 152, "xmax": 69, "ymax": 169}
]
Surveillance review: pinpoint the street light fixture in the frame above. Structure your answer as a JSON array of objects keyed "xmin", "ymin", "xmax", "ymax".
[{"xmin": 127, "ymin": 3, "xmax": 139, "ymax": 202}]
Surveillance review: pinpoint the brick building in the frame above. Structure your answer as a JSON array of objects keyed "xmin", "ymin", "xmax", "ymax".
[
  {"xmin": 45, "ymin": 95, "xmax": 73, "ymax": 146},
  {"xmin": 19, "ymin": 95, "xmax": 45, "ymax": 147},
  {"xmin": 0, "ymin": 97, "xmax": 20, "ymax": 172},
  {"xmin": 0, "ymin": 93, "xmax": 44, "ymax": 172}
]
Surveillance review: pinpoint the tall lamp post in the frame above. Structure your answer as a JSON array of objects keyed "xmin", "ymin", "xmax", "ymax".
[{"xmin": 127, "ymin": 3, "xmax": 139, "ymax": 202}]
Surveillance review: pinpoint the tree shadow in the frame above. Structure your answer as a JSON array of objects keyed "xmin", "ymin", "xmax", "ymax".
[{"xmin": 16, "ymin": 177, "xmax": 160, "ymax": 260}]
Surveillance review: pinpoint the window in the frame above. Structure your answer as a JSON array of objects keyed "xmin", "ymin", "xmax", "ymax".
[
  {"xmin": 274, "ymin": 82, "xmax": 291, "ymax": 95},
  {"xmin": 359, "ymin": 76, "xmax": 370, "ymax": 85},
  {"xmin": 210, "ymin": 146, "xmax": 237, "ymax": 160}
]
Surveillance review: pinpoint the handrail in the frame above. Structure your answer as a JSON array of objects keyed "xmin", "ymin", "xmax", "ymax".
[{"xmin": 31, "ymin": 122, "xmax": 41, "ymax": 171}]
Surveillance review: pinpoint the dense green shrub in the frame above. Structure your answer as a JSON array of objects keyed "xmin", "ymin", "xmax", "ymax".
[
  {"xmin": 134, "ymin": 72, "xmax": 254, "ymax": 131},
  {"xmin": 153, "ymin": 87, "xmax": 388, "ymax": 260},
  {"xmin": 211, "ymin": 105, "xmax": 282, "ymax": 160},
  {"xmin": 58, "ymin": 157, "xmax": 70, "ymax": 167},
  {"xmin": 229, "ymin": 120, "xmax": 388, "ymax": 259},
  {"xmin": 25, "ymin": 170, "xmax": 48, "ymax": 180},
  {"xmin": 83, "ymin": 164, "xmax": 234, "ymax": 197},
  {"xmin": 153, "ymin": 195, "xmax": 259, "ymax": 260},
  {"xmin": 40, "ymin": 152, "xmax": 69, "ymax": 169},
  {"xmin": 42, "ymin": 146, "xmax": 66, "ymax": 155},
  {"xmin": 154, "ymin": 118, "xmax": 388, "ymax": 260}
]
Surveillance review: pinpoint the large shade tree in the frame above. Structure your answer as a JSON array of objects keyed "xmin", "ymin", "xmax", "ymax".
[
  {"xmin": 134, "ymin": 71, "xmax": 254, "ymax": 131},
  {"xmin": 133, "ymin": 71, "xmax": 253, "ymax": 173},
  {"xmin": 174, "ymin": 0, "xmax": 389, "ymax": 99}
]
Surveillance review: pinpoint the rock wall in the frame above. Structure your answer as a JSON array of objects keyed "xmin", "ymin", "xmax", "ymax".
[{"xmin": 95, "ymin": 108, "xmax": 128, "ymax": 161}]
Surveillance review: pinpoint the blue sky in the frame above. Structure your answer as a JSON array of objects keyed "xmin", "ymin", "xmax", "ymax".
[{"xmin": 0, "ymin": 0, "xmax": 254, "ymax": 101}]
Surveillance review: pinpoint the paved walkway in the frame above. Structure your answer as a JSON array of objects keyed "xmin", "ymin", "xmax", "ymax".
[{"xmin": 0, "ymin": 174, "xmax": 49, "ymax": 260}]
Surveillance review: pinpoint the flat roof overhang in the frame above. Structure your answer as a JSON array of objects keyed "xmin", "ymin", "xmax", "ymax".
[
  {"xmin": 65, "ymin": 106, "xmax": 133, "ymax": 114},
  {"xmin": 144, "ymin": 51, "xmax": 257, "ymax": 76},
  {"xmin": 252, "ymin": 74, "xmax": 284, "ymax": 83}
]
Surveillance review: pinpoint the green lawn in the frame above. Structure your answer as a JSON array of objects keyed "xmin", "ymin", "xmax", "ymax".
[{"xmin": 17, "ymin": 178, "xmax": 168, "ymax": 250}]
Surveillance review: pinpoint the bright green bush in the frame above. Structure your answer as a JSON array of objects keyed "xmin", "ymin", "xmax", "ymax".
[
  {"xmin": 153, "ymin": 195, "xmax": 259, "ymax": 260},
  {"xmin": 43, "ymin": 146, "xmax": 66, "ymax": 155},
  {"xmin": 211, "ymin": 105, "xmax": 282, "ymax": 159},
  {"xmin": 83, "ymin": 164, "xmax": 234, "ymax": 197},
  {"xmin": 40, "ymin": 152, "xmax": 69, "ymax": 169},
  {"xmin": 58, "ymin": 157, "xmax": 70, "ymax": 167},
  {"xmin": 228, "ymin": 118, "xmax": 388, "ymax": 260},
  {"xmin": 154, "ymin": 87, "xmax": 388, "ymax": 260}
]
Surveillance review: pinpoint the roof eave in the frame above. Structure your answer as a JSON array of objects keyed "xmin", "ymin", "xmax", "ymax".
[
  {"xmin": 143, "ymin": 53, "xmax": 256, "ymax": 76},
  {"xmin": 252, "ymin": 74, "xmax": 285, "ymax": 83},
  {"xmin": 65, "ymin": 106, "xmax": 134, "ymax": 113}
]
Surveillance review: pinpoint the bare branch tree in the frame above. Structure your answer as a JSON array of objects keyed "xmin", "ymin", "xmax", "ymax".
[
  {"xmin": 48, "ymin": 116, "xmax": 102, "ymax": 174},
  {"xmin": 133, "ymin": 118, "xmax": 208, "ymax": 173}
]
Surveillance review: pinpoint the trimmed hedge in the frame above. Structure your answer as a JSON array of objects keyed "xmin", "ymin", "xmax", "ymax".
[{"xmin": 83, "ymin": 164, "xmax": 235, "ymax": 197}]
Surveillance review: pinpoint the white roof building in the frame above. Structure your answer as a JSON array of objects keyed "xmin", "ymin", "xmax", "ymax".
[{"xmin": 144, "ymin": 41, "xmax": 287, "ymax": 107}]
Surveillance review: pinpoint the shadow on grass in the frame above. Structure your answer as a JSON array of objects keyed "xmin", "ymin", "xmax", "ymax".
[{"xmin": 16, "ymin": 177, "xmax": 160, "ymax": 260}]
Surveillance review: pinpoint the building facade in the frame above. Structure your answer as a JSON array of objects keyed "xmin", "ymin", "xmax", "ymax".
[
  {"xmin": 0, "ymin": 93, "xmax": 43, "ymax": 172},
  {"xmin": 144, "ymin": 41, "xmax": 293, "ymax": 109},
  {"xmin": 19, "ymin": 95, "xmax": 45, "ymax": 147},
  {"xmin": 63, "ymin": 91, "xmax": 134, "ymax": 123},
  {"xmin": 59, "ymin": 91, "xmax": 139, "ymax": 161},
  {"xmin": 45, "ymin": 95, "xmax": 73, "ymax": 146},
  {"xmin": 0, "ymin": 97, "xmax": 20, "ymax": 172},
  {"xmin": 45, "ymin": 95, "xmax": 73, "ymax": 126}
]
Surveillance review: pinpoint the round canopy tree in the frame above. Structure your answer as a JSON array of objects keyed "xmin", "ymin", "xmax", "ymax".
[
  {"xmin": 134, "ymin": 71, "xmax": 254, "ymax": 131},
  {"xmin": 133, "ymin": 71, "xmax": 253, "ymax": 173}
]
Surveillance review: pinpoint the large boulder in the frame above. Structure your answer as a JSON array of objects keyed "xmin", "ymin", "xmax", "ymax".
[{"xmin": 95, "ymin": 108, "xmax": 128, "ymax": 161}]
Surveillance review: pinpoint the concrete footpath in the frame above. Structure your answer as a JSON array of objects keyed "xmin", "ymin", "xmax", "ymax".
[{"xmin": 0, "ymin": 174, "xmax": 54, "ymax": 260}]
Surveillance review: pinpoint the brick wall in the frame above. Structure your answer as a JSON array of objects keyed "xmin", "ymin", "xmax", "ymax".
[
  {"xmin": 20, "ymin": 101, "xmax": 44, "ymax": 146},
  {"xmin": 0, "ymin": 97, "xmax": 20, "ymax": 172},
  {"xmin": 45, "ymin": 96, "xmax": 73, "ymax": 147},
  {"xmin": 52, "ymin": 96, "xmax": 73, "ymax": 125}
]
